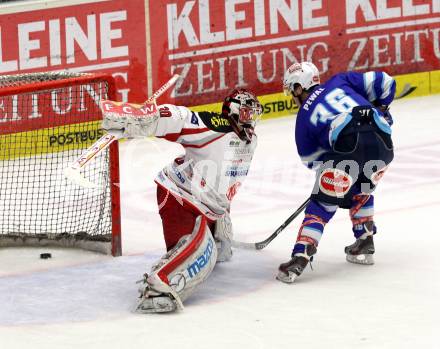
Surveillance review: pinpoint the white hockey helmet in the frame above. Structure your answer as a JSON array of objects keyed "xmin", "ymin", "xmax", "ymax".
[{"xmin": 283, "ymin": 62, "xmax": 320, "ymax": 96}]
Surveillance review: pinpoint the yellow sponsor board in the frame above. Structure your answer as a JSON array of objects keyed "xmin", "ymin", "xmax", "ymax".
[
  {"xmin": 430, "ymin": 70, "xmax": 440, "ymax": 94},
  {"xmin": 189, "ymin": 101, "xmax": 221, "ymax": 115},
  {"xmin": 190, "ymin": 91, "xmax": 298, "ymax": 120},
  {"xmin": 190, "ymin": 70, "xmax": 439, "ymax": 121},
  {"xmin": 258, "ymin": 92, "xmax": 299, "ymax": 119},
  {"xmin": 394, "ymin": 71, "xmax": 430, "ymax": 98},
  {"xmin": 0, "ymin": 121, "xmax": 104, "ymax": 160}
]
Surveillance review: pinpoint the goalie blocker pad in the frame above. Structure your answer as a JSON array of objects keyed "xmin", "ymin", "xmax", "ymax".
[{"xmin": 137, "ymin": 215, "xmax": 217, "ymax": 312}]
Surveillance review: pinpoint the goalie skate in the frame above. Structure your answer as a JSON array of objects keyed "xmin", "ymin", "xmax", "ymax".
[
  {"xmin": 136, "ymin": 295, "xmax": 177, "ymax": 314},
  {"xmin": 135, "ymin": 276, "xmax": 177, "ymax": 314}
]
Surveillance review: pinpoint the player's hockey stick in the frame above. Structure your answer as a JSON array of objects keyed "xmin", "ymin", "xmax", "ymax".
[
  {"xmin": 395, "ymin": 83, "xmax": 417, "ymax": 99},
  {"xmin": 232, "ymin": 197, "xmax": 311, "ymax": 250},
  {"xmin": 64, "ymin": 74, "xmax": 180, "ymax": 188}
]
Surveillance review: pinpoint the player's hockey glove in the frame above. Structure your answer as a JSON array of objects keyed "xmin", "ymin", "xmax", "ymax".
[{"xmin": 374, "ymin": 103, "xmax": 393, "ymax": 126}]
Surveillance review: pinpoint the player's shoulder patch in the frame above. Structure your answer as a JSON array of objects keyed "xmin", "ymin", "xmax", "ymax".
[{"xmin": 196, "ymin": 111, "xmax": 233, "ymax": 133}]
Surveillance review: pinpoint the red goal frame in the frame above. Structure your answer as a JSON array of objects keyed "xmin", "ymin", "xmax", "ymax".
[{"xmin": 0, "ymin": 72, "xmax": 121, "ymax": 256}]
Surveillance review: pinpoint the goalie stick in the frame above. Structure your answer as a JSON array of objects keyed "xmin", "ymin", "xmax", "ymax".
[
  {"xmin": 64, "ymin": 74, "xmax": 180, "ymax": 188},
  {"xmin": 232, "ymin": 198, "xmax": 311, "ymax": 250}
]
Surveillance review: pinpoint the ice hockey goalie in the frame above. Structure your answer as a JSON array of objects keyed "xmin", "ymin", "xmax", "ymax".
[{"xmin": 102, "ymin": 89, "xmax": 262, "ymax": 313}]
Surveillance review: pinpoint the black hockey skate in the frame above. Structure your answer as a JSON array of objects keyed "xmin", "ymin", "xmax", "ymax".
[
  {"xmin": 345, "ymin": 222, "xmax": 375, "ymax": 265},
  {"xmin": 276, "ymin": 244, "xmax": 317, "ymax": 284}
]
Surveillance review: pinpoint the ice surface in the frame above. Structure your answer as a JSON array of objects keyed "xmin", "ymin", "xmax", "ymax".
[{"xmin": 0, "ymin": 95, "xmax": 439, "ymax": 349}]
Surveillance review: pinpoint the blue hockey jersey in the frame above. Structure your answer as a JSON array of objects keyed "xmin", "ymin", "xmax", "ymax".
[{"xmin": 295, "ymin": 71, "xmax": 396, "ymax": 169}]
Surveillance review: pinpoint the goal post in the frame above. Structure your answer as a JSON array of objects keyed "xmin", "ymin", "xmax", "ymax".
[{"xmin": 0, "ymin": 72, "xmax": 121, "ymax": 256}]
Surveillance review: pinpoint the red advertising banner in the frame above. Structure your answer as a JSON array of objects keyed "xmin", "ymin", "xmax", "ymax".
[
  {"xmin": 1, "ymin": 0, "xmax": 440, "ymax": 114},
  {"xmin": 0, "ymin": 0, "xmax": 148, "ymax": 103},
  {"xmin": 148, "ymin": 0, "xmax": 440, "ymax": 106},
  {"xmin": 0, "ymin": 83, "xmax": 103, "ymax": 135}
]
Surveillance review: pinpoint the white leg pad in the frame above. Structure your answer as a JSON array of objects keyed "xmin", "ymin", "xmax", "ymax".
[{"xmin": 136, "ymin": 216, "xmax": 217, "ymax": 313}]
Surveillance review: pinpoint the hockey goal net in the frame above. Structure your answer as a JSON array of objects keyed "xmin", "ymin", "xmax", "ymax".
[{"xmin": 0, "ymin": 72, "xmax": 121, "ymax": 256}]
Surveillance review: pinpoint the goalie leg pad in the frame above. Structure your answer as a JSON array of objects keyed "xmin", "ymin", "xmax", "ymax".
[{"xmin": 136, "ymin": 215, "xmax": 217, "ymax": 313}]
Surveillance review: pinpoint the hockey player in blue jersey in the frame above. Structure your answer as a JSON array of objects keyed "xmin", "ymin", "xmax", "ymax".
[{"xmin": 277, "ymin": 62, "xmax": 395, "ymax": 283}]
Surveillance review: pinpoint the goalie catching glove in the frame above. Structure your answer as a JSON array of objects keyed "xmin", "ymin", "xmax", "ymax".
[{"xmin": 101, "ymin": 101, "xmax": 160, "ymax": 138}]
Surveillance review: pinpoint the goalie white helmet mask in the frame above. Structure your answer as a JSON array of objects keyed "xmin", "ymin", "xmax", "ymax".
[
  {"xmin": 222, "ymin": 89, "xmax": 262, "ymax": 143},
  {"xmin": 283, "ymin": 62, "xmax": 320, "ymax": 96}
]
